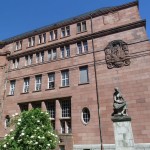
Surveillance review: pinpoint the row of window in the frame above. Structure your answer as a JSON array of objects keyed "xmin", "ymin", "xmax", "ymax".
[
  {"xmin": 20, "ymin": 100, "xmax": 71, "ymax": 134},
  {"xmin": 12, "ymin": 40, "xmax": 88, "ymax": 69},
  {"xmin": 15, "ymin": 21, "xmax": 87, "ymax": 50},
  {"xmin": 9, "ymin": 66, "xmax": 89, "ymax": 95}
]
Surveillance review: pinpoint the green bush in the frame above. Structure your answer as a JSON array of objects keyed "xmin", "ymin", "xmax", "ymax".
[{"xmin": 0, "ymin": 109, "xmax": 58, "ymax": 150}]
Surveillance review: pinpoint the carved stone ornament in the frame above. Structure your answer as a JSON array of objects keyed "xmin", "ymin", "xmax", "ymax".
[{"xmin": 104, "ymin": 40, "xmax": 130, "ymax": 69}]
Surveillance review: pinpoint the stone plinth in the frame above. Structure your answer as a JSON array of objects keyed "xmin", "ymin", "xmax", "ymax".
[{"xmin": 112, "ymin": 115, "xmax": 135, "ymax": 150}]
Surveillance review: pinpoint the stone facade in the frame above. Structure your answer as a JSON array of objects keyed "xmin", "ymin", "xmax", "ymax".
[{"xmin": 0, "ymin": 1, "xmax": 150, "ymax": 150}]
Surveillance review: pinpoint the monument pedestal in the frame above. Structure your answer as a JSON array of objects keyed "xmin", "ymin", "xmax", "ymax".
[{"xmin": 112, "ymin": 115, "xmax": 135, "ymax": 150}]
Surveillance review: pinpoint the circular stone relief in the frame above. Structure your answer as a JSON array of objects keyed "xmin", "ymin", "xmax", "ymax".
[{"xmin": 81, "ymin": 107, "xmax": 90, "ymax": 125}]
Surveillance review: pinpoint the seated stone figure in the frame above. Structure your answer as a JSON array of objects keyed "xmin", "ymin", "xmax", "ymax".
[{"xmin": 112, "ymin": 87, "xmax": 128, "ymax": 116}]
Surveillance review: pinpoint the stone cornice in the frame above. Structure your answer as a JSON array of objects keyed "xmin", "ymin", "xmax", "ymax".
[
  {"xmin": 0, "ymin": 51, "xmax": 11, "ymax": 56},
  {"xmin": 3, "ymin": 1, "xmax": 138, "ymax": 44},
  {"xmin": 7, "ymin": 19, "xmax": 146, "ymax": 60}
]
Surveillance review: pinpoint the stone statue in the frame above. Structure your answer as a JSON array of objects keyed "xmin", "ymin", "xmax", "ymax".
[{"xmin": 112, "ymin": 87, "xmax": 128, "ymax": 116}]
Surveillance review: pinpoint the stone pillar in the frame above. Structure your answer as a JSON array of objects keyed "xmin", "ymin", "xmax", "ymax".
[
  {"xmin": 28, "ymin": 103, "xmax": 32, "ymax": 110},
  {"xmin": 112, "ymin": 116, "xmax": 135, "ymax": 150},
  {"xmin": 55, "ymin": 99, "xmax": 61, "ymax": 133},
  {"xmin": 42, "ymin": 101, "xmax": 47, "ymax": 111}
]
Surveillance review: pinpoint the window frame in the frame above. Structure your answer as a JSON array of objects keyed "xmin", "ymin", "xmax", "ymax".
[
  {"xmin": 15, "ymin": 41, "xmax": 22, "ymax": 50},
  {"xmin": 48, "ymin": 49, "xmax": 57, "ymax": 61},
  {"xmin": 48, "ymin": 73, "xmax": 55, "ymax": 89},
  {"xmin": 77, "ymin": 41, "xmax": 88, "ymax": 54},
  {"xmin": 61, "ymin": 70, "xmax": 69, "ymax": 87},
  {"xmin": 35, "ymin": 75, "xmax": 42, "ymax": 91},
  {"xmin": 23, "ymin": 78, "xmax": 30, "ymax": 93},
  {"xmin": 28, "ymin": 36, "xmax": 35, "ymax": 47},
  {"xmin": 38, "ymin": 33, "xmax": 46, "ymax": 44},
  {"xmin": 79, "ymin": 66, "xmax": 89, "ymax": 84},
  {"xmin": 60, "ymin": 45, "xmax": 70, "ymax": 58},
  {"xmin": 77, "ymin": 21, "xmax": 87, "ymax": 33},
  {"xmin": 9, "ymin": 80, "xmax": 16, "ymax": 95},
  {"xmin": 50, "ymin": 30, "xmax": 57, "ymax": 41},
  {"xmin": 61, "ymin": 26, "xmax": 70, "ymax": 38}
]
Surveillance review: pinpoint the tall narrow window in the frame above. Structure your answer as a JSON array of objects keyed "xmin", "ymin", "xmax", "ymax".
[
  {"xmin": 25, "ymin": 55, "xmax": 33, "ymax": 66},
  {"xmin": 50, "ymin": 30, "xmax": 57, "ymax": 41},
  {"xmin": 48, "ymin": 49, "xmax": 57, "ymax": 61},
  {"xmin": 35, "ymin": 75, "xmax": 42, "ymax": 91},
  {"xmin": 28, "ymin": 37, "xmax": 35, "ymax": 47},
  {"xmin": 77, "ymin": 21, "xmax": 87, "ymax": 33},
  {"xmin": 82, "ymin": 108, "xmax": 90, "ymax": 125},
  {"xmin": 36, "ymin": 52, "xmax": 44, "ymax": 63},
  {"xmin": 9, "ymin": 80, "xmax": 16, "ymax": 95},
  {"xmin": 16, "ymin": 41, "xmax": 22, "ymax": 50},
  {"xmin": 61, "ymin": 100, "xmax": 71, "ymax": 118},
  {"xmin": 39, "ymin": 33, "xmax": 46, "ymax": 44},
  {"xmin": 23, "ymin": 78, "xmax": 30, "ymax": 93},
  {"xmin": 61, "ymin": 46, "xmax": 70, "ymax": 58},
  {"xmin": 12, "ymin": 58, "xmax": 19, "ymax": 69},
  {"xmin": 79, "ymin": 66, "xmax": 89, "ymax": 84},
  {"xmin": 61, "ymin": 26, "xmax": 70, "ymax": 37},
  {"xmin": 46, "ymin": 101, "xmax": 55, "ymax": 119},
  {"xmin": 77, "ymin": 41, "xmax": 88, "ymax": 54},
  {"xmin": 48, "ymin": 73, "xmax": 55, "ymax": 89},
  {"xmin": 61, "ymin": 70, "xmax": 69, "ymax": 87}
]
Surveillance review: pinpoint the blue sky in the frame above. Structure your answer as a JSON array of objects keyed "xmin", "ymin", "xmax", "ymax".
[{"xmin": 0, "ymin": 0, "xmax": 149, "ymax": 40}]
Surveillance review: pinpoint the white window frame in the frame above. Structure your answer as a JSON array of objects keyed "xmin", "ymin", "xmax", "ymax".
[
  {"xmin": 28, "ymin": 37, "xmax": 35, "ymax": 47},
  {"xmin": 50, "ymin": 30, "xmax": 57, "ymax": 41},
  {"xmin": 25, "ymin": 55, "xmax": 32, "ymax": 66},
  {"xmin": 61, "ymin": 46, "xmax": 70, "ymax": 58},
  {"xmin": 61, "ymin": 70, "xmax": 69, "ymax": 87},
  {"xmin": 38, "ymin": 33, "xmax": 46, "ymax": 44},
  {"xmin": 36, "ymin": 52, "xmax": 44, "ymax": 63},
  {"xmin": 77, "ymin": 21, "xmax": 87, "ymax": 33},
  {"xmin": 15, "ymin": 41, "xmax": 22, "ymax": 50},
  {"xmin": 35, "ymin": 75, "xmax": 42, "ymax": 91},
  {"xmin": 12, "ymin": 58, "xmax": 19, "ymax": 69},
  {"xmin": 48, "ymin": 73, "xmax": 55, "ymax": 89},
  {"xmin": 48, "ymin": 49, "xmax": 57, "ymax": 61},
  {"xmin": 9, "ymin": 80, "xmax": 16, "ymax": 95},
  {"xmin": 61, "ymin": 26, "xmax": 70, "ymax": 37},
  {"xmin": 23, "ymin": 78, "xmax": 30, "ymax": 93},
  {"xmin": 77, "ymin": 41, "xmax": 88, "ymax": 54}
]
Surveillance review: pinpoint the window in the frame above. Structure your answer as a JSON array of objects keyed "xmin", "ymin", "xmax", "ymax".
[
  {"xmin": 32, "ymin": 102, "xmax": 41, "ymax": 109},
  {"xmin": 77, "ymin": 41, "xmax": 88, "ymax": 54},
  {"xmin": 23, "ymin": 78, "xmax": 30, "ymax": 93},
  {"xmin": 12, "ymin": 58, "xmax": 19, "ymax": 69},
  {"xmin": 20, "ymin": 104, "xmax": 28, "ymax": 112},
  {"xmin": 61, "ymin": 70, "xmax": 69, "ymax": 87},
  {"xmin": 48, "ymin": 49, "xmax": 57, "ymax": 61},
  {"xmin": 60, "ymin": 45, "xmax": 70, "ymax": 58},
  {"xmin": 25, "ymin": 55, "xmax": 32, "ymax": 66},
  {"xmin": 28, "ymin": 37, "xmax": 35, "ymax": 47},
  {"xmin": 77, "ymin": 21, "xmax": 87, "ymax": 33},
  {"xmin": 16, "ymin": 41, "xmax": 22, "ymax": 50},
  {"xmin": 36, "ymin": 52, "xmax": 44, "ymax": 63},
  {"xmin": 61, "ymin": 100, "xmax": 71, "ymax": 118},
  {"xmin": 79, "ymin": 66, "xmax": 89, "ymax": 84},
  {"xmin": 59, "ymin": 145, "xmax": 65, "ymax": 150},
  {"xmin": 35, "ymin": 75, "xmax": 42, "ymax": 91},
  {"xmin": 82, "ymin": 108, "xmax": 90, "ymax": 125},
  {"xmin": 50, "ymin": 30, "xmax": 57, "ymax": 41},
  {"xmin": 39, "ymin": 33, "xmax": 46, "ymax": 44},
  {"xmin": 5, "ymin": 115, "xmax": 10, "ymax": 128},
  {"xmin": 60, "ymin": 100, "xmax": 71, "ymax": 134},
  {"xmin": 46, "ymin": 101, "xmax": 55, "ymax": 119},
  {"xmin": 61, "ymin": 26, "xmax": 70, "ymax": 37},
  {"xmin": 48, "ymin": 73, "xmax": 55, "ymax": 89},
  {"xmin": 9, "ymin": 80, "xmax": 16, "ymax": 95}
]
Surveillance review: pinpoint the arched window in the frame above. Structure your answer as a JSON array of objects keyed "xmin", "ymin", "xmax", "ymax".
[{"xmin": 82, "ymin": 108, "xmax": 90, "ymax": 125}]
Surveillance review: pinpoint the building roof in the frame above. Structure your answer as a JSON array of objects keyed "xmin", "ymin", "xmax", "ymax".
[{"xmin": 3, "ymin": 0, "xmax": 138, "ymax": 44}]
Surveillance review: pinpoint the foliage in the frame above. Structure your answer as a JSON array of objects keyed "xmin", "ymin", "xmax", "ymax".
[{"xmin": 0, "ymin": 109, "xmax": 58, "ymax": 150}]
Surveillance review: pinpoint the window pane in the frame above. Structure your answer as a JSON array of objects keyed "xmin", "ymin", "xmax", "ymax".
[
  {"xmin": 77, "ymin": 23, "xmax": 81, "ymax": 33},
  {"xmin": 50, "ymin": 31, "xmax": 53, "ymax": 41},
  {"xmin": 83, "ymin": 41, "xmax": 88, "ymax": 52},
  {"xmin": 66, "ymin": 26, "xmax": 70, "ymax": 36},
  {"xmin": 66, "ymin": 46, "xmax": 70, "ymax": 57},
  {"xmin": 77, "ymin": 42, "xmax": 82, "ymax": 54},
  {"xmin": 80, "ymin": 66, "xmax": 88, "ymax": 83},
  {"xmin": 61, "ymin": 47, "xmax": 65, "ymax": 58},
  {"xmin": 82, "ymin": 21, "xmax": 87, "ymax": 31},
  {"xmin": 61, "ymin": 100, "xmax": 71, "ymax": 117},
  {"xmin": 46, "ymin": 101, "xmax": 55, "ymax": 119},
  {"xmin": 82, "ymin": 108, "xmax": 90, "ymax": 124}
]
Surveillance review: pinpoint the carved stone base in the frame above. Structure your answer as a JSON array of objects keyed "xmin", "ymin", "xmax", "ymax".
[{"xmin": 112, "ymin": 116, "xmax": 135, "ymax": 150}]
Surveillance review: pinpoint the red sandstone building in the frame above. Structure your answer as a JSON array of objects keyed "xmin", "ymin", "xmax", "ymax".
[{"xmin": 0, "ymin": 1, "xmax": 150, "ymax": 149}]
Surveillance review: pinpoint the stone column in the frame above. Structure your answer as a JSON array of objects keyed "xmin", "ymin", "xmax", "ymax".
[
  {"xmin": 55, "ymin": 99, "xmax": 61, "ymax": 133},
  {"xmin": 112, "ymin": 116, "xmax": 135, "ymax": 150},
  {"xmin": 42, "ymin": 101, "xmax": 47, "ymax": 111}
]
